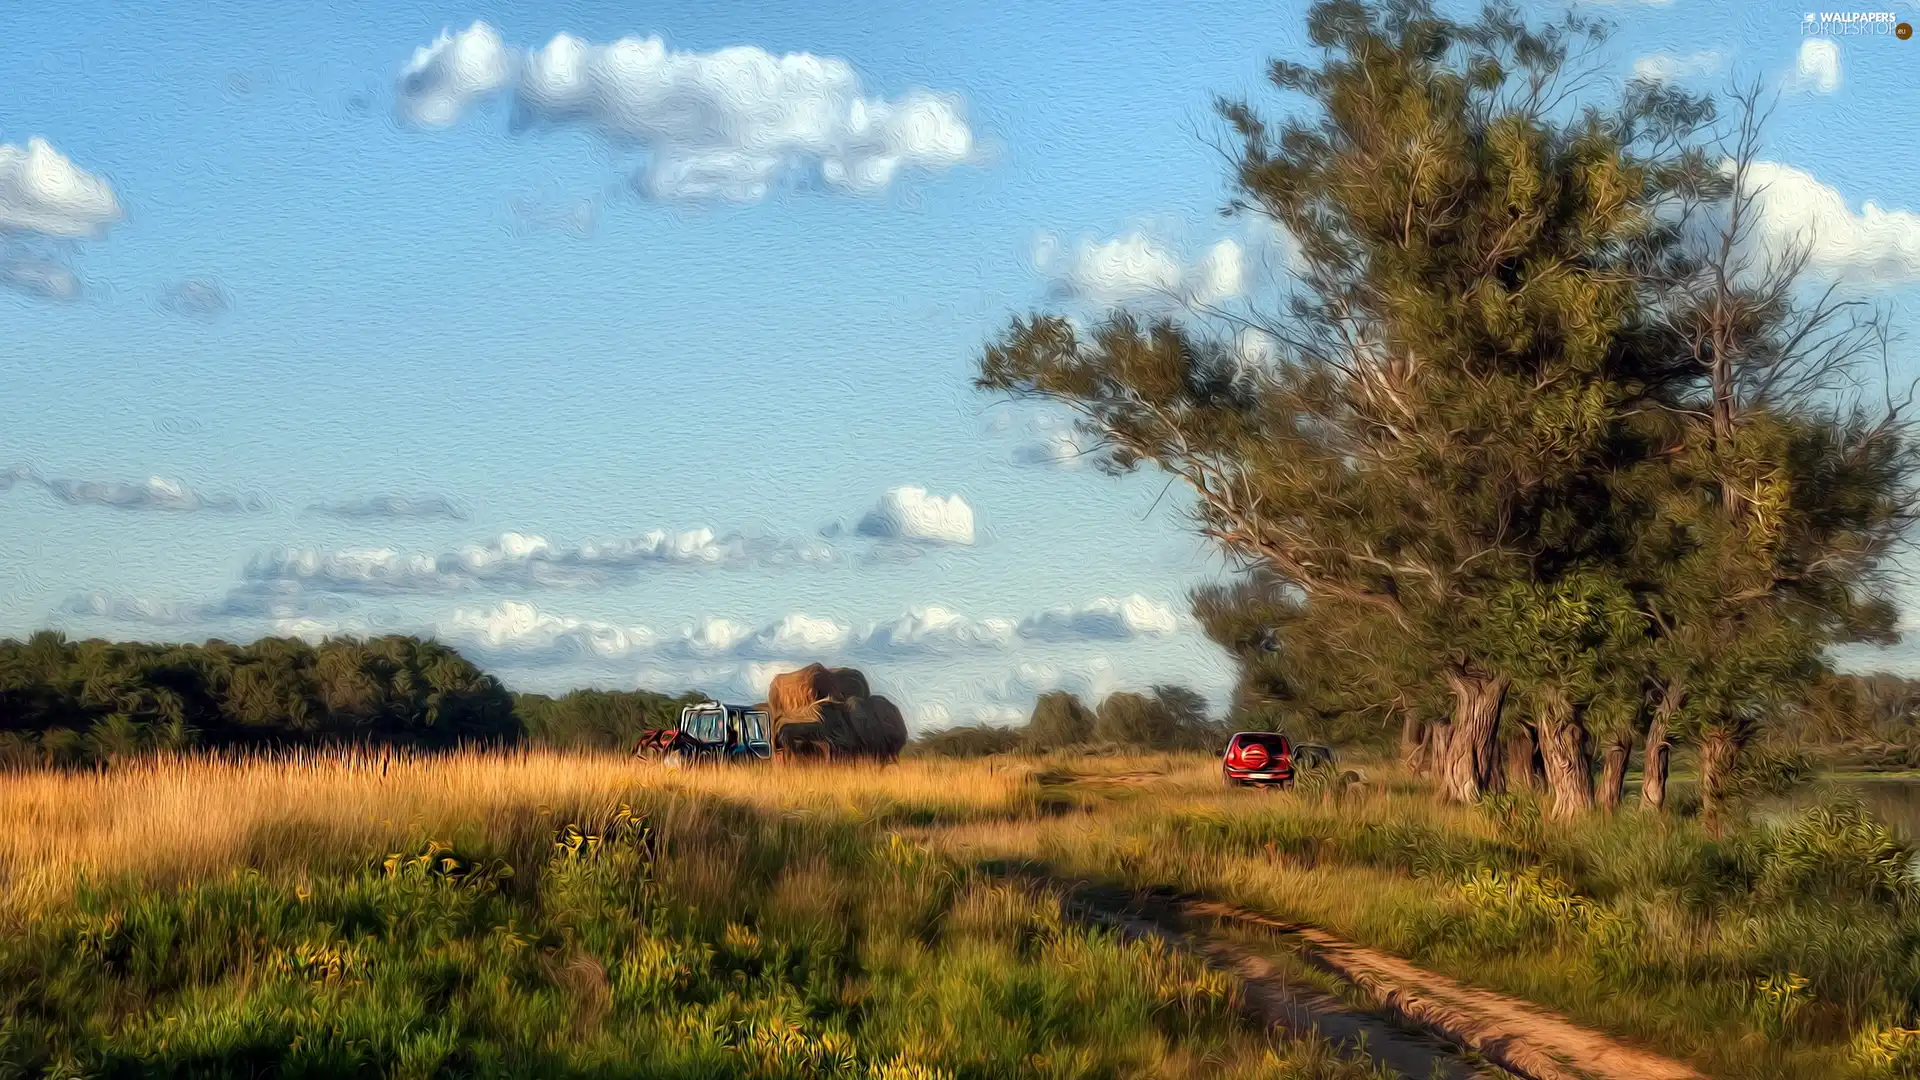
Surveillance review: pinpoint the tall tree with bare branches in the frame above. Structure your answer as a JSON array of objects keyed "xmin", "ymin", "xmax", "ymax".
[{"xmin": 1630, "ymin": 80, "xmax": 1920, "ymax": 828}]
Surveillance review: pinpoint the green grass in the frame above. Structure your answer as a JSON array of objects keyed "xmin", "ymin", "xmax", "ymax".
[
  {"xmin": 7, "ymin": 750, "xmax": 1920, "ymax": 1079},
  {"xmin": 969, "ymin": 762, "xmax": 1920, "ymax": 1080},
  {"xmin": 0, "ymin": 779, "xmax": 1387, "ymax": 1080}
]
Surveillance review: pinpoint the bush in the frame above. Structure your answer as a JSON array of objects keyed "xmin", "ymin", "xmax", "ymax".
[{"xmin": 909, "ymin": 724, "xmax": 1024, "ymax": 759}]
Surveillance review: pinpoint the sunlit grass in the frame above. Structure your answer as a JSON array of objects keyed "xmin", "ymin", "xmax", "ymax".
[
  {"xmin": 4, "ymin": 747, "xmax": 1914, "ymax": 1078},
  {"xmin": 0, "ymin": 748, "xmax": 1039, "ymax": 913}
]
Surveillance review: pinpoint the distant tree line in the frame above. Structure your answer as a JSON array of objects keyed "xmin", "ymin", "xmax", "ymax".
[
  {"xmin": 910, "ymin": 686, "xmax": 1228, "ymax": 758},
  {"xmin": 0, "ymin": 630, "xmax": 706, "ymax": 767}
]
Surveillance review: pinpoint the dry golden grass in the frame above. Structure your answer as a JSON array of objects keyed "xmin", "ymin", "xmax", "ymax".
[{"xmin": 0, "ymin": 747, "xmax": 1039, "ymax": 912}]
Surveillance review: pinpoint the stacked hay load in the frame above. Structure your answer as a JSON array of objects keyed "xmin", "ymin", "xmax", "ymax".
[{"xmin": 766, "ymin": 663, "xmax": 904, "ymax": 762}]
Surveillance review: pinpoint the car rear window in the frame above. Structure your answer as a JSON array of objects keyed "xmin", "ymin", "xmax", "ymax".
[{"xmin": 1234, "ymin": 733, "xmax": 1290, "ymax": 755}]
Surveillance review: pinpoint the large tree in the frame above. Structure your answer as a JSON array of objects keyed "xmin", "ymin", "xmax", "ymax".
[
  {"xmin": 1630, "ymin": 83, "xmax": 1919, "ymax": 828},
  {"xmin": 978, "ymin": 0, "xmax": 1709, "ymax": 804}
]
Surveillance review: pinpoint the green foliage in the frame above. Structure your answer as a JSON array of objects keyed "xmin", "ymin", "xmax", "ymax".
[
  {"xmin": 1744, "ymin": 802, "xmax": 1920, "ymax": 911},
  {"xmin": 0, "ymin": 631, "xmax": 517, "ymax": 763},
  {"xmin": 1093, "ymin": 687, "xmax": 1228, "ymax": 752},
  {"xmin": 1023, "ymin": 690, "xmax": 1095, "ymax": 751},
  {"xmin": 513, "ymin": 687, "xmax": 708, "ymax": 751},
  {"xmin": 0, "ymin": 793, "xmax": 1382, "ymax": 1080},
  {"xmin": 1081, "ymin": 778, "xmax": 1920, "ymax": 1077},
  {"xmin": 908, "ymin": 723, "xmax": 1024, "ymax": 759}
]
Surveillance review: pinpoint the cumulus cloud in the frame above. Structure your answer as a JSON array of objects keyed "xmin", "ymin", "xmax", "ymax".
[
  {"xmin": 397, "ymin": 22, "xmax": 975, "ymax": 203},
  {"xmin": 856, "ymin": 487, "xmax": 975, "ymax": 545},
  {"xmin": 441, "ymin": 600, "xmax": 658, "ymax": 661},
  {"xmin": 244, "ymin": 526, "xmax": 836, "ymax": 595},
  {"xmin": 1790, "ymin": 39, "xmax": 1841, "ymax": 95},
  {"xmin": 676, "ymin": 617, "xmax": 758, "ymax": 658},
  {"xmin": 308, "ymin": 494, "xmax": 471, "ymax": 521},
  {"xmin": 0, "ymin": 137, "xmax": 121, "ymax": 238},
  {"xmin": 1733, "ymin": 159, "xmax": 1920, "ymax": 285},
  {"xmin": 861, "ymin": 606, "xmax": 1017, "ymax": 654},
  {"xmin": 394, "ymin": 21, "xmax": 516, "ymax": 128},
  {"xmin": 157, "ymin": 276, "xmax": 232, "ymax": 320},
  {"xmin": 2, "ymin": 468, "xmax": 268, "ymax": 513},
  {"xmin": 1631, "ymin": 50, "xmax": 1724, "ymax": 84},
  {"xmin": 59, "ymin": 581, "xmax": 353, "ymax": 626},
  {"xmin": 440, "ymin": 601, "xmax": 1026, "ymax": 666},
  {"xmin": 1034, "ymin": 231, "xmax": 1245, "ymax": 310},
  {"xmin": 1017, "ymin": 595, "xmax": 1183, "ymax": 642},
  {"xmin": 747, "ymin": 613, "xmax": 853, "ymax": 657}
]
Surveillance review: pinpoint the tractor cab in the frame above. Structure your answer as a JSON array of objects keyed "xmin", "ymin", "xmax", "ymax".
[{"xmin": 672, "ymin": 701, "xmax": 772, "ymax": 763}]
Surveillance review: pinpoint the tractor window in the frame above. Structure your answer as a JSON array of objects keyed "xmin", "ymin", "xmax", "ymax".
[
  {"xmin": 743, "ymin": 711, "xmax": 768, "ymax": 745},
  {"xmin": 685, "ymin": 708, "xmax": 724, "ymax": 744}
]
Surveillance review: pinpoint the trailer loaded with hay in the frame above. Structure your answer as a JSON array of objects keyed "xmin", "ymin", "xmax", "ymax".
[
  {"xmin": 765, "ymin": 663, "xmax": 907, "ymax": 763},
  {"xmin": 633, "ymin": 663, "xmax": 905, "ymax": 765}
]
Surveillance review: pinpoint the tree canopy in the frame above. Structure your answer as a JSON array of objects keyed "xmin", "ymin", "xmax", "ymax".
[{"xmin": 977, "ymin": 0, "xmax": 1917, "ymax": 820}]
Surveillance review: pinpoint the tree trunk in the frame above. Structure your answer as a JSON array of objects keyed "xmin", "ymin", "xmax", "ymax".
[
  {"xmin": 1698, "ymin": 723, "xmax": 1743, "ymax": 838},
  {"xmin": 1598, "ymin": 735, "xmax": 1631, "ymax": 812},
  {"xmin": 1503, "ymin": 721, "xmax": 1545, "ymax": 794},
  {"xmin": 1640, "ymin": 680, "xmax": 1682, "ymax": 813},
  {"xmin": 1534, "ymin": 688, "xmax": 1595, "ymax": 819},
  {"xmin": 1438, "ymin": 673, "xmax": 1507, "ymax": 803},
  {"xmin": 1399, "ymin": 711, "xmax": 1430, "ymax": 776}
]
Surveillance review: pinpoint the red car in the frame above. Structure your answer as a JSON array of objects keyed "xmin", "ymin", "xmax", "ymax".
[{"xmin": 1222, "ymin": 731, "xmax": 1294, "ymax": 788}]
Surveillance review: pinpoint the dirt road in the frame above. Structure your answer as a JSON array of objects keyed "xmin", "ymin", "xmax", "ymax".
[{"xmin": 1032, "ymin": 871, "xmax": 1708, "ymax": 1080}]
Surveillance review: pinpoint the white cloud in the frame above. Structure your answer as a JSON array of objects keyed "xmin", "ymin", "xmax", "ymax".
[
  {"xmin": 397, "ymin": 23, "xmax": 974, "ymax": 203},
  {"xmin": 856, "ymin": 486, "xmax": 976, "ymax": 545},
  {"xmin": 1035, "ymin": 230, "xmax": 1245, "ymax": 309},
  {"xmin": 0, "ymin": 137, "xmax": 121, "ymax": 238},
  {"xmin": 395, "ymin": 22, "xmax": 516, "ymax": 128},
  {"xmin": 861, "ymin": 605, "xmax": 1017, "ymax": 654},
  {"xmin": 1631, "ymin": 50, "xmax": 1724, "ymax": 83},
  {"xmin": 1031, "ymin": 212, "xmax": 1309, "ymax": 315},
  {"xmin": 1790, "ymin": 38, "xmax": 1840, "ymax": 95},
  {"xmin": 308, "ymin": 494, "xmax": 471, "ymax": 521},
  {"xmin": 1734, "ymin": 159, "xmax": 1920, "ymax": 285},
  {"xmin": 267, "ymin": 616, "xmax": 373, "ymax": 643},
  {"xmin": 441, "ymin": 600, "xmax": 658, "ymax": 660},
  {"xmin": 6, "ymin": 470, "xmax": 268, "ymax": 513},
  {"xmin": 1018, "ymin": 595, "xmax": 1183, "ymax": 642},
  {"xmin": 244, "ymin": 526, "xmax": 837, "ymax": 594},
  {"xmin": 678, "ymin": 617, "xmax": 759, "ymax": 658},
  {"xmin": 749, "ymin": 613, "xmax": 853, "ymax": 657},
  {"xmin": 59, "ymin": 582, "xmax": 355, "ymax": 626}
]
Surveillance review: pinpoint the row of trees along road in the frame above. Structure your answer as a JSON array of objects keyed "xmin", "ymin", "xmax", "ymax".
[{"xmin": 977, "ymin": 0, "xmax": 1918, "ymax": 827}]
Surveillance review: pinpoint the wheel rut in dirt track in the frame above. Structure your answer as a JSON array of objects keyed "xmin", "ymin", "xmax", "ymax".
[{"xmin": 980, "ymin": 862, "xmax": 1708, "ymax": 1080}]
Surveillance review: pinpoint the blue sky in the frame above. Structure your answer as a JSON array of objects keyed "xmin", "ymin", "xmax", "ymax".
[{"xmin": 4, "ymin": 0, "xmax": 1920, "ymax": 727}]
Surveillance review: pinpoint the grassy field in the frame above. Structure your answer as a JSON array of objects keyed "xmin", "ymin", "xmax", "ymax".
[{"xmin": 1, "ymin": 750, "xmax": 1916, "ymax": 1079}]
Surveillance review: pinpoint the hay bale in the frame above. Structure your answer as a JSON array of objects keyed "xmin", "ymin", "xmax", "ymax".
[
  {"xmin": 822, "ymin": 695, "xmax": 908, "ymax": 761},
  {"xmin": 822, "ymin": 666, "xmax": 870, "ymax": 701},
  {"xmin": 769, "ymin": 664, "xmax": 829, "ymax": 723},
  {"xmin": 864, "ymin": 695, "xmax": 908, "ymax": 761},
  {"xmin": 774, "ymin": 721, "xmax": 833, "ymax": 761}
]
